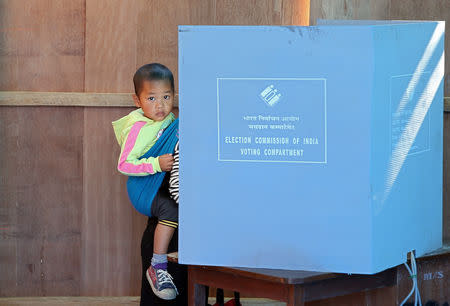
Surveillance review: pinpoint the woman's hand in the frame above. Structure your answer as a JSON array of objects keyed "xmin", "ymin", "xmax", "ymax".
[{"xmin": 158, "ymin": 154, "xmax": 174, "ymax": 172}]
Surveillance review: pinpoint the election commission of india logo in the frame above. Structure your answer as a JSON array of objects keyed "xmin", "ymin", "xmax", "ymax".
[{"xmin": 259, "ymin": 84, "xmax": 282, "ymax": 107}]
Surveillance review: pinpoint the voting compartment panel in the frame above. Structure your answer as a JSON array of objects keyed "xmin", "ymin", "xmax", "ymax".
[
  {"xmin": 178, "ymin": 25, "xmax": 373, "ymax": 273},
  {"xmin": 178, "ymin": 23, "xmax": 444, "ymax": 274},
  {"xmin": 316, "ymin": 19, "xmax": 445, "ymax": 272},
  {"xmin": 368, "ymin": 21, "xmax": 444, "ymax": 271}
]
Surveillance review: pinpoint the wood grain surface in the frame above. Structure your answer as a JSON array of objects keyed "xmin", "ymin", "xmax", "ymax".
[
  {"xmin": 85, "ymin": 0, "xmax": 138, "ymax": 93},
  {"xmin": 136, "ymin": 0, "xmax": 215, "ymax": 95},
  {"xmin": 0, "ymin": 106, "xmax": 84, "ymax": 296},
  {"xmin": 0, "ymin": 0, "xmax": 85, "ymax": 91},
  {"xmin": 215, "ymin": 0, "xmax": 282, "ymax": 25},
  {"xmin": 81, "ymin": 107, "xmax": 145, "ymax": 296},
  {"xmin": 281, "ymin": 0, "xmax": 310, "ymax": 25},
  {"xmin": 0, "ymin": 91, "xmax": 179, "ymax": 107},
  {"xmin": 310, "ymin": 0, "xmax": 390, "ymax": 24}
]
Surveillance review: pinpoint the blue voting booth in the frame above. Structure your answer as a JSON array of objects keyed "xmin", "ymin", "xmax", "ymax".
[{"xmin": 177, "ymin": 21, "xmax": 445, "ymax": 274}]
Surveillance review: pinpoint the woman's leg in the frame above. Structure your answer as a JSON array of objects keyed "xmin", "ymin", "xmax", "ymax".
[{"xmin": 140, "ymin": 217, "xmax": 159, "ymax": 305}]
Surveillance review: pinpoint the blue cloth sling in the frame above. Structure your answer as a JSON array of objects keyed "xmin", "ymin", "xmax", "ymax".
[{"xmin": 126, "ymin": 118, "xmax": 179, "ymax": 216}]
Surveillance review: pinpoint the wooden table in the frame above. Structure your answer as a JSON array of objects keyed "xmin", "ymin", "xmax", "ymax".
[
  {"xmin": 189, "ymin": 266, "xmax": 397, "ymax": 306},
  {"xmin": 168, "ymin": 254, "xmax": 397, "ymax": 306}
]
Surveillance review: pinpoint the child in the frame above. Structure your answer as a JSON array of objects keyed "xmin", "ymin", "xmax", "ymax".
[{"xmin": 112, "ymin": 63, "xmax": 178, "ymax": 300}]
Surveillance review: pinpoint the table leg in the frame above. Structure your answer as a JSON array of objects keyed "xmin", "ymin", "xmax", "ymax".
[
  {"xmin": 188, "ymin": 267, "xmax": 207, "ymax": 306},
  {"xmin": 286, "ymin": 285, "xmax": 304, "ymax": 306}
]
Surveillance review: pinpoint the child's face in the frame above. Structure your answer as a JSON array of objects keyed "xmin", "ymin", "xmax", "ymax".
[{"xmin": 133, "ymin": 80, "xmax": 174, "ymax": 121}]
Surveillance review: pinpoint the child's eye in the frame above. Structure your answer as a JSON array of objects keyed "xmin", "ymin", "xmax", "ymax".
[
  {"xmin": 147, "ymin": 97, "xmax": 155, "ymax": 101},
  {"xmin": 164, "ymin": 95, "xmax": 170, "ymax": 100}
]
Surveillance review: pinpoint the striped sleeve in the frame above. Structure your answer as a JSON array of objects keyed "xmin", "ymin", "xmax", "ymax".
[
  {"xmin": 168, "ymin": 141, "xmax": 179, "ymax": 204},
  {"xmin": 117, "ymin": 121, "xmax": 162, "ymax": 176}
]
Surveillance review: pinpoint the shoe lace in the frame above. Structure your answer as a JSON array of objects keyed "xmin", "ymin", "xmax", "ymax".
[{"xmin": 156, "ymin": 269, "xmax": 179, "ymax": 295}]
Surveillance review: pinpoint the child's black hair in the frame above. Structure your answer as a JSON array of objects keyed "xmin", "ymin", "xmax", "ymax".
[{"xmin": 133, "ymin": 63, "xmax": 175, "ymax": 96}]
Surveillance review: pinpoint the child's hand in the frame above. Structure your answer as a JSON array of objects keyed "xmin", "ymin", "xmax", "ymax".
[{"xmin": 158, "ymin": 154, "xmax": 174, "ymax": 171}]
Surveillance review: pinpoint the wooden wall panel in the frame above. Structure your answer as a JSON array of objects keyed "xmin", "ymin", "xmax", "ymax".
[
  {"xmin": 281, "ymin": 0, "xmax": 310, "ymax": 25},
  {"xmin": 0, "ymin": 0, "xmax": 85, "ymax": 91},
  {"xmin": 214, "ymin": 0, "xmax": 310, "ymax": 27},
  {"xmin": 81, "ymin": 106, "xmax": 178, "ymax": 295},
  {"xmin": 136, "ymin": 0, "xmax": 215, "ymax": 95},
  {"xmin": 0, "ymin": 0, "xmax": 311, "ymax": 296},
  {"xmin": 0, "ymin": 105, "xmax": 178, "ymax": 297},
  {"xmin": 0, "ymin": 0, "xmax": 310, "ymax": 95},
  {"xmin": 310, "ymin": 0, "xmax": 390, "ymax": 25},
  {"xmin": 85, "ymin": 0, "xmax": 138, "ymax": 93},
  {"xmin": 0, "ymin": 107, "xmax": 83, "ymax": 296},
  {"xmin": 84, "ymin": 0, "xmax": 310, "ymax": 95},
  {"xmin": 214, "ymin": 0, "xmax": 282, "ymax": 25},
  {"xmin": 81, "ymin": 107, "xmax": 146, "ymax": 295}
]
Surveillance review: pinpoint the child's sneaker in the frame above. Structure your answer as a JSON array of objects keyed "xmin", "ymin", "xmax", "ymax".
[{"xmin": 146, "ymin": 263, "xmax": 178, "ymax": 300}]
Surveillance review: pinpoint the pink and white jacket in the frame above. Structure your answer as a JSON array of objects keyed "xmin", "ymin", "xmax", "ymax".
[{"xmin": 112, "ymin": 108, "xmax": 175, "ymax": 176}]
